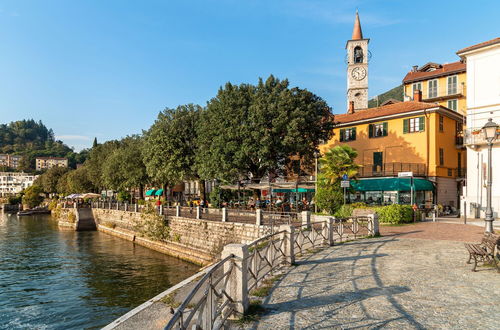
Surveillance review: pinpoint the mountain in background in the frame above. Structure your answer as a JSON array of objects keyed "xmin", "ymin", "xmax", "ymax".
[
  {"xmin": 368, "ymin": 85, "xmax": 404, "ymax": 108},
  {"xmin": 0, "ymin": 119, "xmax": 89, "ymax": 172}
]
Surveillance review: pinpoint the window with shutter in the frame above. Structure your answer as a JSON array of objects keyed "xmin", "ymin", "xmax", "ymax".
[
  {"xmin": 340, "ymin": 129, "xmax": 345, "ymax": 142},
  {"xmin": 403, "ymin": 119, "xmax": 409, "ymax": 133},
  {"xmin": 383, "ymin": 122, "xmax": 388, "ymax": 136},
  {"xmin": 369, "ymin": 124, "xmax": 373, "ymax": 138},
  {"xmin": 419, "ymin": 116, "xmax": 425, "ymax": 131}
]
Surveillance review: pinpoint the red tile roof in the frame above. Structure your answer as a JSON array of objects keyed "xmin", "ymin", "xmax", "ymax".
[
  {"xmin": 402, "ymin": 61, "xmax": 466, "ymax": 84},
  {"xmin": 335, "ymin": 101, "xmax": 440, "ymax": 124},
  {"xmin": 457, "ymin": 37, "xmax": 500, "ymax": 54}
]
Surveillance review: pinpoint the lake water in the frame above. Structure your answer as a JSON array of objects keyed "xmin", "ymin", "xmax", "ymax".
[{"xmin": 0, "ymin": 212, "xmax": 200, "ymax": 329}]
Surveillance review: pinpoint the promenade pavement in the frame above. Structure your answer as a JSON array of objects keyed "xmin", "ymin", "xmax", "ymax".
[{"xmin": 242, "ymin": 223, "xmax": 499, "ymax": 329}]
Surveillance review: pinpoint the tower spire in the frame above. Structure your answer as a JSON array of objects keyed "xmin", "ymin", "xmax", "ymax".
[{"xmin": 351, "ymin": 10, "xmax": 363, "ymax": 40}]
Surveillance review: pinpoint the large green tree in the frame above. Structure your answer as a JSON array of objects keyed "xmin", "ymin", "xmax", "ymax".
[
  {"xmin": 102, "ymin": 136, "xmax": 148, "ymax": 198},
  {"xmin": 34, "ymin": 166, "xmax": 70, "ymax": 194},
  {"xmin": 143, "ymin": 104, "xmax": 203, "ymax": 198},
  {"xmin": 196, "ymin": 75, "xmax": 333, "ymax": 183},
  {"xmin": 84, "ymin": 140, "xmax": 121, "ymax": 191}
]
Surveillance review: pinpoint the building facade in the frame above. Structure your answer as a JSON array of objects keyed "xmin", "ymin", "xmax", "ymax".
[
  {"xmin": 457, "ymin": 38, "xmax": 500, "ymax": 218},
  {"xmin": 0, "ymin": 154, "xmax": 23, "ymax": 169},
  {"xmin": 0, "ymin": 172, "xmax": 38, "ymax": 196},
  {"xmin": 402, "ymin": 61, "xmax": 467, "ymax": 115},
  {"xmin": 321, "ymin": 12, "xmax": 466, "ymax": 207},
  {"xmin": 35, "ymin": 157, "xmax": 68, "ymax": 171}
]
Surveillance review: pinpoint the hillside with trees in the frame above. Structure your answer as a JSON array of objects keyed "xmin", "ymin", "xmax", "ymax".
[
  {"xmin": 0, "ymin": 119, "xmax": 89, "ymax": 171},
  {"xmin": 368, "ymin": 85, "xmax": 404, "ymax": 108}
]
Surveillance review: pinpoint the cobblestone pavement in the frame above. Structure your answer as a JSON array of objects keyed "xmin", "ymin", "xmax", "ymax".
[{"xmin": 243, "ymin": 227, "xmax": 499, "ymax": 329}]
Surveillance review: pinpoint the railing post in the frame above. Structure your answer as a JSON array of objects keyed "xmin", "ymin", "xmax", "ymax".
[
  {"xmin": 176, "ymin": 205, "xmax": 181, "ymax": 217},
  {"xmin": 63, "ymin": 201, "xmax": 67, "ymax": 208},
  {"xmin": 196, "ymin": 206, "xmax": 202, "ymax": 219},
  {"xmin": 108, "ymin": 202, "xmax": 112, "ymax": 209},
  {"xmin": 301, "ymin": 211, "xmax": 311, "ymax": 229},
  {"xmin": 159, "ymin": 204, "xmax": 164, "ymax": 216},
  {"xmin": 116, "ymin": 202, "xmax": 119, "ymax": 210},
  {"xmin": 221, "ymin": 244, "xmax": 249, "ymax": 317},
  {"xmin": 255, "ymin": 209, "xmax": 262, "ymax": 225},
  {"xmin": 279, "ymin": 225, "xmax": 295, "ymax": 265},
  {"xmin": 74, "ymin": 202, "xmax": 77, "ymax": 209},
  {"xmin": 323, "ymin": 217, "xmax": 335, "ymax": 246},
  {"xmin": 134, "ymin": 203, "xmax": 138, "ymax": 213},
  {"xmin": 124, "ymin": 203, "xmax": 127, "ymax": 212},
  {"xmin": 367, "ymin": 213, "xmax": 379, "ymax": 236},
  {"xmin": 222, "ymin": 208, "xmax": 228, "ymax": 222}
]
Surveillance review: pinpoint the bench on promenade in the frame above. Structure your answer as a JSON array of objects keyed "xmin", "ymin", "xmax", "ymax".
[{"xmin": 464, "ymin": 233, "xmax": 500, "ymax": 272}]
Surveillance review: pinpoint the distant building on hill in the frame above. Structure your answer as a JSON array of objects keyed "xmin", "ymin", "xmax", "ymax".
[
  {"xmin": 35, "ymin": 157, "xmax": 68, "ymax": 171},
  {"xmin": 0, "ymin": 172, "xmax": 38, "ymax": 196},
  {"xmin": 0, "ymin": 154, "xmax": 23, "ymax": 169}
]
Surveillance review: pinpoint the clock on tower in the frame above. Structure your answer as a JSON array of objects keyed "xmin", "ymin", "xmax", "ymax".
[{"xmin": 346, "ymin": 11, "xmax": 369, "ymax": 112}]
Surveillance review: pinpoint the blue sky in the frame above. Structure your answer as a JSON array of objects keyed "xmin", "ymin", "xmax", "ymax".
[{"xmin": 0, "ymin": 0, "xmax": 498, "ymax": 151}]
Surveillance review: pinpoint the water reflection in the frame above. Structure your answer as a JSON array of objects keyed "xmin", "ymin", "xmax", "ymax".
[{"xmin": 0, "ymin": 212, "xmax": 199, "ymax": 329}]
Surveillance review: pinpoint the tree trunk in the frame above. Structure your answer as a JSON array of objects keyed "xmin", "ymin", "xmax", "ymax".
[
  {"xmin": 139, "ymin": 183, "xmax": 144, "ymax": 200},
  {"xmin": 198, "ymin": 179, "xmax": 206, "ymax": 204}
]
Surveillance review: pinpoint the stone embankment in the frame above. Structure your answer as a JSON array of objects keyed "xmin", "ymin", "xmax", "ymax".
[{"xmin": 54, "ymin": 207, "xmax": 270, "ymax": 265}]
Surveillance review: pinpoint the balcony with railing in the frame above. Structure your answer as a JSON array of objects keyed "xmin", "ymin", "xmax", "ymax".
[
  {"xmin": 358, "ymin": 163, "xmax": 427, "ymax": 178},
  {"xmin": 421, "ymin": 83, "xmax": 465, "ymax": 103},
  {"xmin": 463, "ymin": 127, "xmax": 492, "ymax": 146}
]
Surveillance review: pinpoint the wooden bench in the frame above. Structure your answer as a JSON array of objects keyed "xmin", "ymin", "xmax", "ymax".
[{"xmin": 464, "ymin": 233, "xmax": 500, "ymax": 272}]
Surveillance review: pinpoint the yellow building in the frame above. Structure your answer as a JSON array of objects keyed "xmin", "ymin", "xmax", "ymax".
[
  {"xmin": 321, "ymin": 92, "xmax": 465, "ymax": 207},
  {"xmin": 402, "ymin": 61, "xmax": 467, "ymax": 116},
  {"xmin": 35, "ymin": 157, "xmax": 68, "ymax": 171}
]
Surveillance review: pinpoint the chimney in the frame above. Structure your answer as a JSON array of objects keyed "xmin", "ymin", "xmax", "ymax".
[
  {"xmin": 348, "ymin": 101, "xmax": 355, "ymax": 114},
  {"xmin": 412, "ymin": 65, "xmax": 418, "ymax": 72},
  {"xmin": 413, "ymin": 90, "xmax": 422, "ymax": 102}
]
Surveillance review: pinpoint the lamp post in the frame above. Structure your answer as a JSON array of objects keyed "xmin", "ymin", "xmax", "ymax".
[
  {"xmin": 314, "ymin": 151, "xmax": 320, "ymax": 213},
  {"xmin": 482, "ymin": 118, "xmax": 498, "ymax": 233}
]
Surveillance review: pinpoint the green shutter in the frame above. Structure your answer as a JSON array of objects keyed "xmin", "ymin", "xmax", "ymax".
[
  {"xmin": 352, "ymin": 127, "xmax": 356, "ymax": 140},
  {"xmin": 339, "ymin": 129, "xmax": 345, "ymax": 142},
  {"xmin": 383, "ymin": 122, "xmax": 388, "ymax": 136},
  {"xmin": 403, "ymin": 119, "xmax": 409, "ymax": 134},
  {"xmin": 419, "ymin": 116, "xmax": 425, "ymax": 131},
  {"xmin": 368, "ymin": 124, "xmax": 373, "ymax": 138}
]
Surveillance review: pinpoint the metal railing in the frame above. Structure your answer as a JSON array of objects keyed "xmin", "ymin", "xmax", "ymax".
[
  {"xmin": 358, "ymin": 163, "xmax": 426, "ymax": 177},
  {"xmin": 166, "ymin": 254, "xmax": 236, "ymax": 329},
  {"xmin": 165, "ymin": 215, "xmax": 378, "ymax": 329}
]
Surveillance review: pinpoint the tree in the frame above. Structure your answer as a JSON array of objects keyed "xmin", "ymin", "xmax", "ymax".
[
  {"xmin": 320, "ymin": 145, "xmax": 359, "ymax": 185},
  {"xmin": 196, "ymin": 75, "xmax": 333, "ymax": 184},
  {"xmin": 35, "ymin": 166, "xmax": 70, "ymax": 194},
  {"xmin": 102, "ymin": 136, "xmax": 148, "ymax": 199},
  {"xmin": 92, "ymin": 137, "xmax": 98, "ymax": 148},
  {"xmin": 84, "ymin": 140, "xmax": 121, "ymax": 191},
  {"xmin": 315, "ymin": 145, "xmax": 359, "ymax": 214},
  {"xmin": 22, "ymin": 185, "xmax": 44, "ymax": 208},
  {"xmin": 143, "ymin": 104, "xmax": 203, "ymax": 199}
]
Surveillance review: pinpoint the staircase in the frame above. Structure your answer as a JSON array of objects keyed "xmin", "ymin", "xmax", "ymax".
[{"xmin": 76, "ymin": 208, "xmax": 97, "ymax": 231}]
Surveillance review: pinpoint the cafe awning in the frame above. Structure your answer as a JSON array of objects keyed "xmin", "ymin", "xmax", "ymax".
[
  {"xmin": 155, "ymin": 189, "xmax": 164, "ymax": 196},
  {"xmin": 350, "ymin": 178, "xmax": 434, "ymax": 192},
  {"xmin": 273, "ymin": 188, "xmax": 315, "ymax": 193},
  {"xmin": 145, "ymin": 189, "xmax": 156, "ymax": 196}
]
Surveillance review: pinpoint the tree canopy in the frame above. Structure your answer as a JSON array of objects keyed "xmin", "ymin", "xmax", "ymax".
[
  {"xmin": 197, "ymin": 75, "xmax": 333, "ymax": 183},
  {"xmin": 143, "ymin": 104, "xmax": 202, "ymax": 185}
]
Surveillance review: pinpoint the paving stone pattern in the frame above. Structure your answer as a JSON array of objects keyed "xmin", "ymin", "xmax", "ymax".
[{"xmin": 242, "ymin": 227, "xmax": 499, "ymax": 329}]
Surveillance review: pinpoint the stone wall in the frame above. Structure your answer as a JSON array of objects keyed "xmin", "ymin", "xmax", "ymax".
[{"xmin": 91, "ymin": 209, "xmax": 269, "ymax": 265}]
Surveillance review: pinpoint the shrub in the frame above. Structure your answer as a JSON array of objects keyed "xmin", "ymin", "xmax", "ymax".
[
  {"xmin": 376, "ymin": 204, "xmax": 413, "ymax": 224},
  {"xmin": 334, "ymin": 204, "xmax": 354, "ymax": 218},
  {"xmin": 315, "ymin": 185, "xmax": 343, "ymax": 214},
  {"xmin": 48, "ymin": 199, "xmax": 58, "ymax": 211},
  {"xmin": 7, "ymin": 195, "xmax": 22, "ymax": 205},
  {"xmin": 22, "ymin": 185, "xmax": 44, "ymax": 208}
]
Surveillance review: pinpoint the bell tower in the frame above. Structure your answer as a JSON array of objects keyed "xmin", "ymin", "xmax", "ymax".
[{"xmin": 346, "ymin": 11, "xmax": 369, "ymax": 111}]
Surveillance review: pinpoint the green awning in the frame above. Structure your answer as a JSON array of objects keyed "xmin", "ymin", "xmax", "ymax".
[
  {"xmin": 273, "ymin": 188, "xmax": 315, "ymax": 193},
  {"xmin": 155, "ymin": 189, "xmax": 164, "ymax": 196},
  {"xmin": 145, "ymin": 189, "xmax": 156, "ymax": 196},
  {"xmin": 350, "ymin": 178, "xmax": 434, "ymax": 192}
]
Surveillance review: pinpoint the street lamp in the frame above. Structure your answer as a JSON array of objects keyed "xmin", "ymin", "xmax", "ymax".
[
  {"xmin": 482, "ymin": 118, "xmax": 498, "ymax": 233},
  {"xmin": 313, "ymin": 151, "xmax": 320, "ymax": 213}
]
